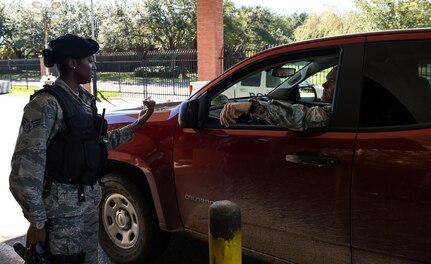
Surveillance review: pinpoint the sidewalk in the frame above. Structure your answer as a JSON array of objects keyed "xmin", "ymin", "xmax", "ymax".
[{"xmin": 0, "ymin": 95, "xmax": 29, "ymax": 243}]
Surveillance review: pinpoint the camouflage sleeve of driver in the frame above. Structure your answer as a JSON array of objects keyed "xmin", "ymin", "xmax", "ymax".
[
  {"xmin": 9, "ymin": 94, "xmax": 61, "ymax": 223},
  {"xmin": 251, "ymin": 100, "xmax": 331, "ymax": 130}
]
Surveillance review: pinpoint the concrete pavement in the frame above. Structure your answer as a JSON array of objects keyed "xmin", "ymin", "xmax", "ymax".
[{"xmin": 0, "ymin": 95, "xmax": 29, "ymax": 243}]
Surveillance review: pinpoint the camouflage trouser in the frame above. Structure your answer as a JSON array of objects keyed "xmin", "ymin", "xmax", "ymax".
[{"xmin": 45, "ymin": 183, "xmax": 102, "ymax": 263}]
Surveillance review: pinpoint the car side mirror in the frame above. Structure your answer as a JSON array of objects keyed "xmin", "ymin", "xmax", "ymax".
[
  {"xmin": 272, "ymin": 67, "xmax": 296, "ymax": 78},
  {"xmin": 178, "ymin": 99, "xmax": 199, "ymax": 128},
  {"xmin": 178, "ymin": 91, "xmax": 211, "ymax": 128}
]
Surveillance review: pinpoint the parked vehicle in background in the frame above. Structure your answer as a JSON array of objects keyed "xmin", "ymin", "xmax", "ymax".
[
  {"xmin": 190, "ymin": 72, "xmax": 324, "ymax": 99},
  {"xmin": 189, "ymin": 80, "xmax": 209, "ymax": 95},
  {"xmin": 99, "ymin": 29, "xmax": 431, "ymax": 264}
]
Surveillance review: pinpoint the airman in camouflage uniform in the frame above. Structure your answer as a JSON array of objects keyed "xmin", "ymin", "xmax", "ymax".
[
  {"xmin": 220, "ymin": 67, "xmax": 337, "ymax": 130},
  {"xmin": 9, "ymin": 34, "xmax": 154, "ymax": 264}
]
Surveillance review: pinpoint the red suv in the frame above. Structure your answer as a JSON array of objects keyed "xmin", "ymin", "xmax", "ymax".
[{"xmin": 100, "ymin": 28, "xmax": 431, "ymax": 263}]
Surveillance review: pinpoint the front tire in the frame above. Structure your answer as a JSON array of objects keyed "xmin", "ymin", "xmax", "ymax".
[{"xmin": 99, "ymin": 172, "xmax": 170, "ymax": 263}]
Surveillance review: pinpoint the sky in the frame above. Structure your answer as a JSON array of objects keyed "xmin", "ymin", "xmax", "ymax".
[{"xmin": 229, "ymin": 0, "xmax": 357, "ymax": 15}]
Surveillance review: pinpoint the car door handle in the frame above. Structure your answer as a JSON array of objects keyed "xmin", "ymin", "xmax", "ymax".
[{"xmin": 285, "ymin": 154, "xmax": 339, "ymax": 167}]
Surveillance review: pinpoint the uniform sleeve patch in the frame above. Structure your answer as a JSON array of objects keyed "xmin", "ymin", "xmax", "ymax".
[{"xmin": 22, "ymin": 117, "xmax": 42, "ymax": 132}]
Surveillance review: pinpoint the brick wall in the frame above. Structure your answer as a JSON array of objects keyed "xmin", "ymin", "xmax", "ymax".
[{"xmin": 197, "ymin": 0, "xmax": 223, "ymax": 81}]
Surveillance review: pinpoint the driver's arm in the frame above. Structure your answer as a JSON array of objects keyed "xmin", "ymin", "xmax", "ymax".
[{"xmin": 220, "ymin": 99, "xmax": 331, "ymax": 130}]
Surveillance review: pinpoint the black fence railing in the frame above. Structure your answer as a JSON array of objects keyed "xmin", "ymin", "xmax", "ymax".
[
  {"xmin": 0, "ymin": 47, "xmax": 271, "ymax": 101},
  {"xmin": 0, "ymin": 59, "xmax": 41, "ymax": 90},
  {"xmin": 95, "ymin": 49, "xmax": 198, "ymax": 102},
  {"xmin": 221, "ymin": 45, "xmax": 276, "ymax": 71}
]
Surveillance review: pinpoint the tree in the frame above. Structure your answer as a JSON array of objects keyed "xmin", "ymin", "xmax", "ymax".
[
  {"xmin": 293, "ymin": 9, "xmax": 365, "ymax": 41},
  {"xmin": 51, "ymin": 0, "xmax": 95, "ymax": 38},
  {"xmin": 0, "ymin": 0, "xmax": 95, "ymax": 58},
  {"xmin": 224, "ymin": 0, "xmax": 308, "ymax": 47},
  {"xmin": 97, "ymin": 2, "xmax": 154, "ymax": 51},
  {"xmin": 1, "ymin": 2, "xmax": 44, "ymax": 58},
  {"xmin": 353, "ymin": 0, "xmax": 431, "ymax": 30},
  {"xmin": 144, "ymin": 0, "xmax": 197, "ymax": 50},
  {"xmin": 0, "ymin": 3, "xmax": 6, "ymax": 45}
]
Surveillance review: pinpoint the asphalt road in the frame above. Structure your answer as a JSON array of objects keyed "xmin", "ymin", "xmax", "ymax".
[{"xmin": 0, "ymin": 94, "xmax": 264, "ymax": 264}]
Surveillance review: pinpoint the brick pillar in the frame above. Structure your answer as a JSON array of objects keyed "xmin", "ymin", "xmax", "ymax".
[{"xmin": 197, "ymin": 0, "xmax": 223, "ymax": 81}]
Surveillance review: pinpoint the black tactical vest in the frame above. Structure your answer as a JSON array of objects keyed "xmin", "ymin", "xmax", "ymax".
[{"xmin": 31, "ymin": 85, "xmax": 107, "ymax": 201}]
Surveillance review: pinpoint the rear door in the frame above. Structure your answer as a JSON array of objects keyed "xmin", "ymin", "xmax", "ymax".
[
  {"xmin": 352, "ymin": 38, "xmax": 431, "ymax": 263},
  {"xmin": 174, "ymin": 43, "xmax": 364, "ymax": 263}
]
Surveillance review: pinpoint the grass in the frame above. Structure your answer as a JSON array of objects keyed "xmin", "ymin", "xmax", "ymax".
[
  {"xmin": 96, "ymin": 90, "xmax": 120, "ymax": 100},
  {"xmin": 10, "ymin": 85, "xmax": 38, "ymax": 96},
  {"xmin": 8, "ymin": 85, "xmax": 120, "ymax": 100}
]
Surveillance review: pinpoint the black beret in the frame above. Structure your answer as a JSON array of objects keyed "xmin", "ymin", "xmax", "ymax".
[{"xmin": 48, "ymin": 34, "xmax": 99, "ymax": 59}]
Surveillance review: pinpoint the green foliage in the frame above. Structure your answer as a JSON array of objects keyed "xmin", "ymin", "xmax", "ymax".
[
  {"xmin": 1, "ymin": 0, "xmax": 430, "ymax": 59},
  {"xmin": 294, "ymin": 11, "xmax": 361, "ymax": 41},
  {"xmin": 1, "ymin": 1, "xmax": 45, "ymax": 58},
  {"xmin": 99, "ymin": 0, "xmax": 198, "ymax": 51},
  {"xmin": 0, "ymin": 46, "xmax": 14, "ymax": 59},
  {"xmin": 10, "ymin": 85, "xmax": 38, "ymax": 96},
  {"xmin": 96, "ymin": 90, "xmax": 120, "ymax": 100},
  {"xmin": 0, "ymin": 0, "xmax": 96, "ymax": 58},
  {"xmin": 0, "ymin": 4, "xmax": 5, "ymax": 45},
  {"xmin": 353, "ymin": 0, "xmax": 431, "ymax": 30},
  {"xmin": 99, "ymin": 2, "xmax": 142, "ymax": 51},
  {"xmin": 98, "ymin": 1, "xmax": 158, "ymax": 51},
  {"xmin": 294, "ymin": 0, "xmax": 431, "ymax": 41},
  {"xmin": 144, "ymin": 0, "xmax": 197, "ymax": 49},
  {"xmin": 51, "ymin": 0, "xmax": 94, "ymax": 37},
  {"xmin": 224, "ymin": 0, "xmax": 308, "ymax": 47}
]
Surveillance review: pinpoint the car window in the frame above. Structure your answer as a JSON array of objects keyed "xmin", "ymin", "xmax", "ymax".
[
  {"xmin": 361, "ymin": 40, "xmax": 431, "ymax": 127},
  {"xmin": 240, "ymin": 72, "xmax": 261, "ymax": 87},
  {"xmin": 265, "ymin": 71, "xmax": 281, "ymax": 88},
  {"xmin": 207, "ymin": 52, "xmax": 340, "ymax": 128}
]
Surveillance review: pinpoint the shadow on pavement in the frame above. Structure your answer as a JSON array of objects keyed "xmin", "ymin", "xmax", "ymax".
[{"xmin": 1, "ymin": 233, "xmax": 264, "ymax": 264}]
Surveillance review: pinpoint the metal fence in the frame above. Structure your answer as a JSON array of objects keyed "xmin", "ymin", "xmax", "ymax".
[
  {"xmin": 95, "ymin": 50, "xmax": 198, "ymax": 102},
  {"xmin": 221, "ymin": 45, "xmax": 274, "ymax": 71},
  {"xmin": 0, "ymin": 48, "xmax": 331, "ymax": 100},
  {"xmin": 0, "ymin": 50, "xmax": 199, "ymax": 102},
  {"xmin": 0, "ymin": 47, "xmax": 269, "ymax": 100},
  {"xmin": 0, "ymin": 59, "xmax": 41, "ymax": 91}
]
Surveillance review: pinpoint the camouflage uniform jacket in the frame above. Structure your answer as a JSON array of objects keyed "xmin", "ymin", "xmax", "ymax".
[
  {"xmin": 9, "ymin": 78, "xmax": 135, "ymax": 224},
  {"xmin": 251, "ymin": 99, "xmax": 331, "ymax": 130}
]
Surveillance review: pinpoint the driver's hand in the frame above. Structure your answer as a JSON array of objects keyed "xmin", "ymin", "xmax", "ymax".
[{"xmin": 220, "ymin": 102, "xmax": 252, "ymax": 127}]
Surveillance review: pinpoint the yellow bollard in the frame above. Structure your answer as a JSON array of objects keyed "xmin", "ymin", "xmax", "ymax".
[{"xmin": 209, "ymin": 200, "xmax": 242, "ymax": 264}]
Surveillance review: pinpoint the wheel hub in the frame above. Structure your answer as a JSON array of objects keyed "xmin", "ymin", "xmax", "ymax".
[{"xmin": 116, "ymin": 209, "xmax": 131, "ymax": 229}]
